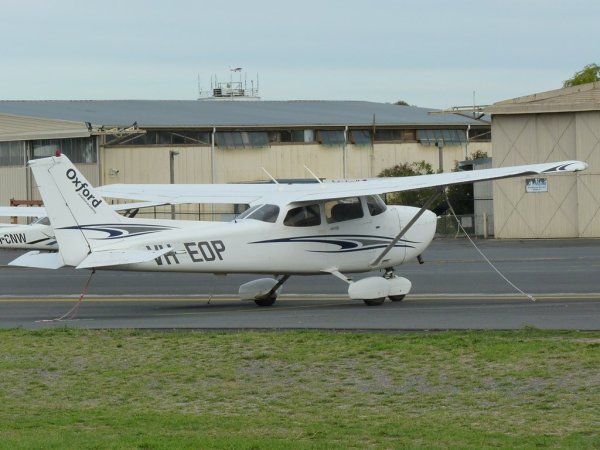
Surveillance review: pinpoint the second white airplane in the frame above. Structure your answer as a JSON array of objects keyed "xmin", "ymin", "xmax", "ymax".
[{"xmin": 10, "ymin": 155, "xmax": 587, "ymax": 306}]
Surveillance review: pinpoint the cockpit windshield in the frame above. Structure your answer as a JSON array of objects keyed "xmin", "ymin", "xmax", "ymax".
[
  {"xmin": 31, "ymin": 216, "xmax": 50, "ymax": 226},
  {"xmin": 366, "ymin": 195, "xmax": 387, "ymax": 216},
  {"xmin": 237, "ymin": 204, "xmax": 280, "ymax": 223}
]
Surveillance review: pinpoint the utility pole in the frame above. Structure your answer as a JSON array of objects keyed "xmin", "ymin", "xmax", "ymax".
[
  {"xmin": 169, "ymin": 150, "xmax": 179, "ymax": 219},
  {"xmin": 435, "ymin": 141, "xmax": 444, "ymax": 173}
]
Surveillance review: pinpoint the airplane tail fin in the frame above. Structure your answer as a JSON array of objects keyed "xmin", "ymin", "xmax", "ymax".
[{"xmin": 28, "ymin": 155, "xmax": 125, "ymax": 266}]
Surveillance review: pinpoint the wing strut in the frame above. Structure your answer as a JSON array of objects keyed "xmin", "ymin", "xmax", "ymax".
[{"xmin": 370, "ymin": 188, "xmax": 444, "ymax": 268}]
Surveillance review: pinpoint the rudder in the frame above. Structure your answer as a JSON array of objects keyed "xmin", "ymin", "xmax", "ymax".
[{"xmin": 28, "ymin": 155, "xmax": 124, "ymax": 266}]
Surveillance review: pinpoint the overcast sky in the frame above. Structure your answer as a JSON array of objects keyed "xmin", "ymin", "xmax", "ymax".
[{"xmin": 0, "ymin": 0, "xmax": 597, "ymax": 108}]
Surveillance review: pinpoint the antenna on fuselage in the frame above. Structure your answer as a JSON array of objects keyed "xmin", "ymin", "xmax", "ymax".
[
  {"xmin": 303, "ymin": 165, "xmax": 323, "ymax": 185},
  {"xmin": 261, "ymin": 167, "xmax": 280, "ymax": 185}
]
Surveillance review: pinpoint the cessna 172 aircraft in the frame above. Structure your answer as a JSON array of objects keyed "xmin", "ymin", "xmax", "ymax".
[
  {"xmin": 0, "ymin": 207, "xmax": 55, "ymax": 250},
  {"xmin": 9, "ymin": 154, "xmax": 587, "ymax": 306}
]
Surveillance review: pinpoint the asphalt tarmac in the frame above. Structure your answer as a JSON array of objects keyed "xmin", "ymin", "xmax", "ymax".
[{"xmin": 1, "ymin": 238, "xmax": 599, "ymax": 330}]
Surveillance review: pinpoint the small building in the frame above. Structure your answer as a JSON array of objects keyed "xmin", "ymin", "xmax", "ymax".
[{"xmin": 488, "ymin": 81, "xmax": 600, "ymax": 238}]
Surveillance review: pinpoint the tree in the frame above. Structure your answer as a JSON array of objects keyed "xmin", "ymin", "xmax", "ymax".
[
  {"xmin": 445, "ymin": 150, "xmax": 489, "ymax": 215},
  {"xmin": 563, "ymin": 63, "xmax": 600, "ymax": 87},
  {"xmin": 378, "ymin": 161, "xmax": 438, "ymax": 208},
  {"xmin": 393, "ymin": 100, "xmax": 409, "ymax": 106}
]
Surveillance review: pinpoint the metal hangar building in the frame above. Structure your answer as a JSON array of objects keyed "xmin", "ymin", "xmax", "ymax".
[
  {"xmin": 0, "ymin": 100, "xmax": 490, "ymax": 222},
  {"xmin": 488, "ymin": 81, "xmax": 600, "ymax": 238}
]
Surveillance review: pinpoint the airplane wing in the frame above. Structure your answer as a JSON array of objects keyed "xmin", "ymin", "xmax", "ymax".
[
  {"xmin": 95, "ymin": 184, "xmax": 279, "ymax": 205},
  {"xmin": 0, "ymin": 201, "xmax": 168, "ymax": 218},
  {"xmin": 95, "ymin": 160, "xmax": 587, "ymax": 205}
]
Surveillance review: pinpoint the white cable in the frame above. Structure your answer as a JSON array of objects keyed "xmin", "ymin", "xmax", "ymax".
[{"xmin": 445, "ymin": 197, "xmax": 536, "ymax": 302}]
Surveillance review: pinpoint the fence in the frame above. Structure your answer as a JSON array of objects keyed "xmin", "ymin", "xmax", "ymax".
[{"xmin": 436, "ymin": 214, "xmax": 494, "ymax": 238}]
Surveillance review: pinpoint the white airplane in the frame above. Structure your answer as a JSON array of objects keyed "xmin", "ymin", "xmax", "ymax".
[
  {"xmin": 0, "ymin": 207, "xmax": 55, "ymax": 250},
  {"xmin": 0, "ymin": 202, "xmax": 167, "ymax": 250},
  {"xmin": 10, "ymin": 154, "xmax": 587, "ymax": 306}
]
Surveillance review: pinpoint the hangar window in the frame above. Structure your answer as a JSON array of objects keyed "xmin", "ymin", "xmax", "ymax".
[
  {"xmin": 216, "ymin": 131, "xmax": 269, "ymax": 149},
  {"xmin": 105, "ymin": 133, "xmax": 148, "ymax": 146},
  {"xmin": 325, "ymin": 197, "xmax": 364, "ymax": 223},
  {"xmin": 271, "ymin": 129, "xmax": 315, "ymax": 143},
  {"xmin": 468, "ymin": 127, "xmax": 491, "ymax": 142},
  {"xmin": 32, "ymin": 138, "xmax": 96, "ymax": 163},
  {"xmin": 159, "ymin": 131, "xmax": 211, "ymax": 145},
  {"xmin": 374, "ymin": 129, "xmax": 402, "ymax": 142},
  {"xmin": 402, "ymin": 129, "xmax": 417, "ymax": 141},
  {"xmin": 317, "ymin": 130, "xmax": 345, "ymax": 146},
  {"xmin": 374, "ymin": 129, "xmax": 416, "ymax": 142},
  {"xmin": 417, "ymin": 129, "xmax": 467, "ymax": 145},
  {"xmin": 350, "ymin": 129, "xmax": 371, "ymax": 146},
  {"xmin": 284, "ymin": 204, "xmax": 321, "ymax": 227},
  {"xmin": 0, "ymin": 141, "xmax": 25, "ymax": 166}
]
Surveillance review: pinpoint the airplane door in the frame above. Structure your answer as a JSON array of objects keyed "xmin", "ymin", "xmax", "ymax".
[{"xmin": 323, "ymin": 196, "xmax": 383, "ymax": 270}]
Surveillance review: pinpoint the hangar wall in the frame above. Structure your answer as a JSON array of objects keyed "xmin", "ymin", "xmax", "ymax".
[
  {"xmin": 0, "ymin": 166, "xmax": 28, "ymax": 205},
  {"xmin": 1, "ymin": 139, "xmax": 488, "ymax": 223},
  {"xmin": 492, "ymin": 111, "xmax": 600, "ymax": 238},
  {"xmin": 0, "ymin": 164, "xmax": 98, "ymax": 223},
  {"xmin": 101, "ymin": 142, "xmax": 484, "ymax": 184},
  {"xmin": 99, "ymin": 141, "xmax": 487, "ymax": 220},
  {"xmin": 575, "ymin": 111, "xmax": 600, "ymax": 237}
]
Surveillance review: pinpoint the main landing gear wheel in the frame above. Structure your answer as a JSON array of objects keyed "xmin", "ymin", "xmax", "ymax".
[
  {"xmin": 363, "ymin": 297, "xmax": 386, "ymax": 306},
  {"xmin": 388, "ymin": 295, "xmax": 405, "ymax": 302},
  {"xmin": 254, "ymin": 295, "xmax": 277, "ymax": 307}
]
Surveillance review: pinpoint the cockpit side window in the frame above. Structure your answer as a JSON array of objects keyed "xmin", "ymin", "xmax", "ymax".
[
  {"xmin": 237, "ymin": 204, "xmax": 280, "ymax": 223},
  {"xmin": 366, "ymin": 195, "xmax": 387, "ymax": 216},
  {"xmin": 249, "ymin": 204, "xmax": 280, "ymax": 223},
  {"xmin": 325, "ymin": 197, "xmax": 364, "ymax": 223},
  {"xmin": 284, "ymin": 204, "xmax": 321, "ymax": 227}
]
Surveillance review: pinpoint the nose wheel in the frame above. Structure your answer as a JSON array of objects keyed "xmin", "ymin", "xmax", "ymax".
[{"xmin": 384, "ymin": 267, "xmax": 409, "ymax": 302}]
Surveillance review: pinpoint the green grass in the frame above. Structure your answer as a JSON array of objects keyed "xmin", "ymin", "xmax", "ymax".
[{"xmin": 0, "ymin": 328, "xmax": 599, "ymax": 449}]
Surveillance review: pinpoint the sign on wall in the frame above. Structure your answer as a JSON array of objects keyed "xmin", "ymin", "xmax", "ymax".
[{"xmin": 525, "ymin": 178, "xmax": 548, "ymax": 193}]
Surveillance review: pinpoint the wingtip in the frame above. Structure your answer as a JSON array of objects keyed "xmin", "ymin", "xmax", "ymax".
[
  {"xmin": 562, "ymin": 160, "xmax": 588, "ymax": 172},
  {"xmin": 542, "ymin": 161, "xmax": 588, "ymax": 173}
]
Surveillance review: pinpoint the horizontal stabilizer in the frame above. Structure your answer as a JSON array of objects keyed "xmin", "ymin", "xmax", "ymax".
[
  {"xmin": 9, "ymin": 251, "xmax": 65, "ymax": 269},
  {"xmin": 76, "ymin": 247, "xmax": 174, "ymax": 269}
]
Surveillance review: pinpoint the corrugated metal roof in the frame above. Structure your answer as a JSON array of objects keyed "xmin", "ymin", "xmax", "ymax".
[
  {"xmin": 489, "ymin": 81, "xmax": 600, "ymax": 115},
  {"xmin": 0, "ymin": 113, "xmax": 90, "ymax": 142},
  {"xmin": 0, "ymin": 100, "xmax": 485, "ymax": 128}
]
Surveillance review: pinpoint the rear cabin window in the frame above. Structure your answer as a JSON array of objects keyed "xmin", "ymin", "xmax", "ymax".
[
  {"xmin": 325, "ymin": 197, "xmax": 364, "ymax": 223},
  {"xmin": 284, "ymin": 204, "xmax": 321, "ymax": 227}
]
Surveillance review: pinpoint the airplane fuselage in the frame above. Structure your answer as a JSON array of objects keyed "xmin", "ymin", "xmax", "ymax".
[
  {"xmin": 0, "ymin": 222, "xmax": 57, "ymax": 250},
  {"xmin": 84, "ymin": 201, "xmax": 437, "ymax": 275}
]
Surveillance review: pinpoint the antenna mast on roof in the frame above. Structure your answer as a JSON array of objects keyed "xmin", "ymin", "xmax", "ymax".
[{"xmin": 198, "ymin": 68, "xmax": 260, "ymax": 101}]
